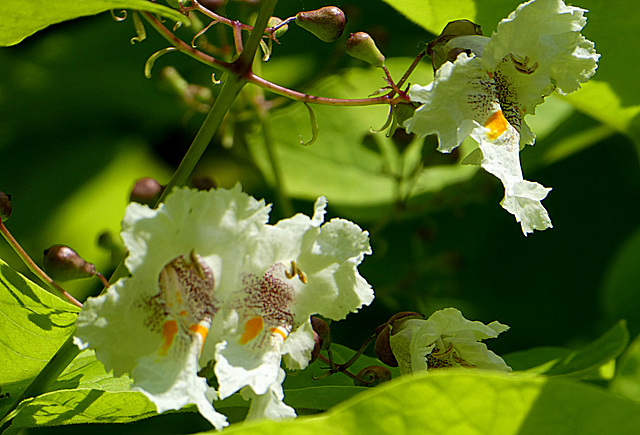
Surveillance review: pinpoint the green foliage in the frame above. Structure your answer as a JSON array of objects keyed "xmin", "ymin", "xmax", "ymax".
[
  {"xmin": 0, "ymin": 259, "xmax": 79, "ymax": 419},
  {"xmin": 200, "ymin": 371, "xmax": 640, "ymax": 435},
  {"xmin": 1, "ymin": 0, "xmax": 640, "ymax": 433},
  {"xmin": 0, "ymin": 0, "xmax": 189, "ymax": 47}
]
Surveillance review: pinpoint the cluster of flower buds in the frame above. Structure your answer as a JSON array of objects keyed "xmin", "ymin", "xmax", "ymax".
[{"xmin": 292, "ymin": 6, "xmax": 385, "ymax": 68}]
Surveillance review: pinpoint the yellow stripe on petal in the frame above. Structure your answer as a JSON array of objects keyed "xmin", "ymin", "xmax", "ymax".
[
  {"xmin": 159, "ymin": 320, "xmax": 178, "ymax": 356},
  {"xmin": 239, "ymin": 316, "xmax": 264, "ymax": 344},
  {"xmin": 484, "ymin": 110, "xmax": 509, "ymax": 141},
  {"xmin": 270, "ymin": 325, "xmax": 290, "ymax": 341},
  {"xmin": 189, "ymin": 323, "xmax": 209, "ymax": 342}
]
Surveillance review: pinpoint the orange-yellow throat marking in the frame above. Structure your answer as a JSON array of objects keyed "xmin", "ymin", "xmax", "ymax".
[
  {"xmin": 160, "ymin": 320, "xmax": 179, "ymax": 356},
  {"xmin": 190, "ymin": 323, "xmax": 209, "ymax": 342},
  {"xmin": 484, "ymin": 110, "xmax": 509, "ymax": 141},
  {"xmin": 239, "ymin": 316, "xmax": 264, "ymax": 344}
]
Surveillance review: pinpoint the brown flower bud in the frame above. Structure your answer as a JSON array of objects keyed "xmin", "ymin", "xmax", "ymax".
[
  {"xmin": 190, "ymin": 176, "xmax": 218, "ymax": 191},
  {"xmin": 0, "ymin": 191, "xmax": 12, "ymax": 222},
  {"xmin": 354, "ymin": 365, "xmax": 392, "ymax": 387},
  {"xmin": 374, "ymin": 311, "xmax": 424, "ymax": 367},
  {"xmin": 130, "ymin": 177, "xmax": 163, "ymax": 205},
  {"xmin": 346, "ymin": 32, "xmax": 385, "ymax": 67},
  {"xmin": 311, "ymin": 316, "xmax": 331, "ymax": 350},
  {"xmin": 296, "ymin": 6, "xmax": 346, "ymax": 43},
  {"xmin": 43, "ymin": 245, "xmax": 97, "ymax": 281},
  {"xmin": 427, "ymin": 19, "xmax": 484, "ymax": 72}
]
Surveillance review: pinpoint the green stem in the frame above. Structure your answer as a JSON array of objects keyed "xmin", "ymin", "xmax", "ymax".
[
  {"xmin": 156, "ymin": 0, "xmax": 280, "ymax": 203},
  {"xmin": 0, "ymin": 221, "xmax": 82, "ymax": 308}
]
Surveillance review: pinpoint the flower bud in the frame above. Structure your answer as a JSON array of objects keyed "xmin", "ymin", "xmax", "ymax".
[
  {"xmin": 354, "ymin": 365, "xmax": 392, "ymax": 387},
  {"xmin": 130, "ymin": 177, "xmax": 163, "ymax": 205},
  {"xmin": 311, "ymin": 316, "xmax": 331, "ymax": 350},
  {"xmin": 268, "ymin": 16, "xmax": 289, "ymax": 39},
  {"xmin": 374, "ymin": 311, "xmax": 424, "ymax": 367},
  {"xmin": 43, "ymin": 245, "xmax": 97, "ymax": 281},
  {"xmin": 0, "ymin": 191, "xmax": 12, "ymax": 222},
  {"xmin": 190, "ymin": 176, "xmax": 218, "ymax": 191},
  {"xmin": 427, "ymin": 19, "xmax": 484, "ymax": 71},
  {"xmin": 346, "ymin": 32, "xmax": 385, "ymax": 67},
  {"xmin": 295, "ymin": 6, "xmax": 346, "ymax": 43}
]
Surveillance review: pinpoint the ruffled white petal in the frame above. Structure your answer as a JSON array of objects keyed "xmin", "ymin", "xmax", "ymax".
[{"xmin": 241, "ymin": 368, "xmax": 296, "ymax": 421}]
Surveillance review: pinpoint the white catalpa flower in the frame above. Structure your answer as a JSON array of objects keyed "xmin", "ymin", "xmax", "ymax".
[
  {"xmin": 389, "ymin": 308, "xmax": 511, "ymax": 375},
  {"xmin": 74, "ymin": 186, "xmax": 373, "ymax": 429},
  {"xmin": 404, "ymin": 0, "xmax": 599, "ymax": 235}
]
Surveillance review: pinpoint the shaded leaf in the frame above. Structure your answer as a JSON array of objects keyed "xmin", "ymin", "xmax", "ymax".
[
  {"xmin": 504, "ymin": 320, "xmax": 628, "ymax": 377},
  {"xmin": 0, "ymin": 0, "xmax": 190, "ymax": 47}
]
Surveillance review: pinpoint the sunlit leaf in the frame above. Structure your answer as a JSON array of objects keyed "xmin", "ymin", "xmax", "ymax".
[
  {"xmin": 0, "ymin": 0, "xmax": 190, "ymax": 47},
  {"xmin": 0, "ymin": 259, "xmax": 79, "ymax": 418},
  {"xmin": 199, "ymin": 371, "xmax": 640, "ymax": 434}
]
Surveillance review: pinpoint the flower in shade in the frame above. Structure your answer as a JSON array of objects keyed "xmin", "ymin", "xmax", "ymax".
[
  {"xmin": 389, "ymin": 308, "xmax": 511, "ymax": 375},
  {"xmin": 404, "ymin": 0, "xmax": 599, "ymax": 235},
  {"xmin": 74, "ymin": 186, "xmax": 373, "ymax": 429}
]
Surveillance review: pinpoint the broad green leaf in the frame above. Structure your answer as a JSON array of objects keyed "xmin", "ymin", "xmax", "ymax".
[
  {"xmin": 199, "ymin": 370, "xmax": 640, "ymax": 435},
  {"xmin": 5, "ymin": 349, "xmax": 158, "ymax": 432},
  {"xmin": 249, "ymin": 58, "xmax": 477, "ymax": 210},
  {"xmin": 0, "ymin": 259, "xmax": 79, "ymax": 418},
  {"xmin": 0, "ymin": 0, "xmax": 190, "ymax": 47},
  {"xmin": 504, "ymin": 320, "xmax": 628, "ymax": 377},
  {"xmin": 611, "ymin": 332, "xmax": 640, "ymax": 402}
]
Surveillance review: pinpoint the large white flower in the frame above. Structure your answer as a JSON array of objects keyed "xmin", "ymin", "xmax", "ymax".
[
  {"xmin": 404, "ymin": 0, "xmax": 599, "ymax": 235},
  {"xmin": 389, "ymin": 308, "xmax": 511, "ymax": 375},
  {"xmin": 74, "ymin": 186, "xmax": 373, "ymax": 429}
]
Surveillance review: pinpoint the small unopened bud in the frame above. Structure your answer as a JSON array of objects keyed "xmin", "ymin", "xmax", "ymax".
[
  {"xmin": 311, "ymin": 316, "xmax": 331, "ymax": 350},
  {"xmin": 191, "ymin": 176, "xmax": 218, "ymax": 191},
  {"xmin": 346, "ymin": 32, "xmax": 385, "ymax": 67},
  {"xmin": 268, "ymin": 16, "xmax": 289, "ymax": 39},
  {"xmin": 130, "ymin": 177, "xmax": 163, "ymax": 205},
  {"xmin": 374, "ymin": 311, "xmax": 424, "ymax": 367},
  {"xmin": 43, "ymin": 245, "xmax": 97, "ymax": 281},
  {"xmin": 354, "ymin": 365, "xmax": 392, "ymax": 387},
  {"xmin": 0, "ymin": 191, "xmax": 12, "ymax": 222},
  {"xmin": 295, "ymin": 6, "xmax": 346, "ymax": 43},
  {"xmin": 427, "ymin": 19, "xmax": 484, "ymax": 72}
]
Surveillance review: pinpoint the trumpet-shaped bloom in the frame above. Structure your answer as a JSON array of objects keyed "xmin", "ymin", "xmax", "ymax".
[
  {"xmin": 75, "ymin": 186, "xmax": 373, "ymax": 429},
  {"xmin": 404, "ymin": 0, "xmax": 599, "ymax": 235},
  {"xmin": 389, "ymin": 308, "xmax": 511, "ymax": 375}
]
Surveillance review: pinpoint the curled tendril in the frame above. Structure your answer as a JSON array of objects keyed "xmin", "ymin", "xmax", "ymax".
[
  {"xmin": 192, "ymin": 20, "xmax": 218, "ymax": 48},
  {"xmin": 130, "ymin": 12, "xmax": 146, "ymax": 44},
  {"xmin": 110, "ymin": 10, "xmax": 127, "ymax": 22},
  {"xmin": 145, "ymin": 47, "xmax": 179, "ymax": 78},
  {"xmin": 300, "ymin": 103, "xmax": 319, "ymax": 146},
  {"xmin": 211, "ymin": 74, "xmax": 221, "ymax": 85}
]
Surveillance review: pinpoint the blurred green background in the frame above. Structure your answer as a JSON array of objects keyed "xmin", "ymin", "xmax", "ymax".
[{"xmin": 1, "ymin": 0, "xmax": 640, "ymax": 431}]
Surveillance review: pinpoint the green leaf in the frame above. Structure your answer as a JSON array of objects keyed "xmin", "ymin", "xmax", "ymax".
[
  {"xmin": 0, "ymin": 258, "xmax": 79, "ymax": 419},
  {"xmin": 0, "ymin": 0, "xmax": 190, "ymax": 47},
  {"xmin": 199, "ymin": 371, "xmax": 640, "ymax": 434},
  {"xmin": 504, "ymin": 320, "xmax": 628, "ymax": 377},
  {"xmin": 611, "ymin": 332, "xmax": 640, "ymax": 402},
  {"xmin": 5, "ymin": 349, "xmax": 159, "ymax": 432}
]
